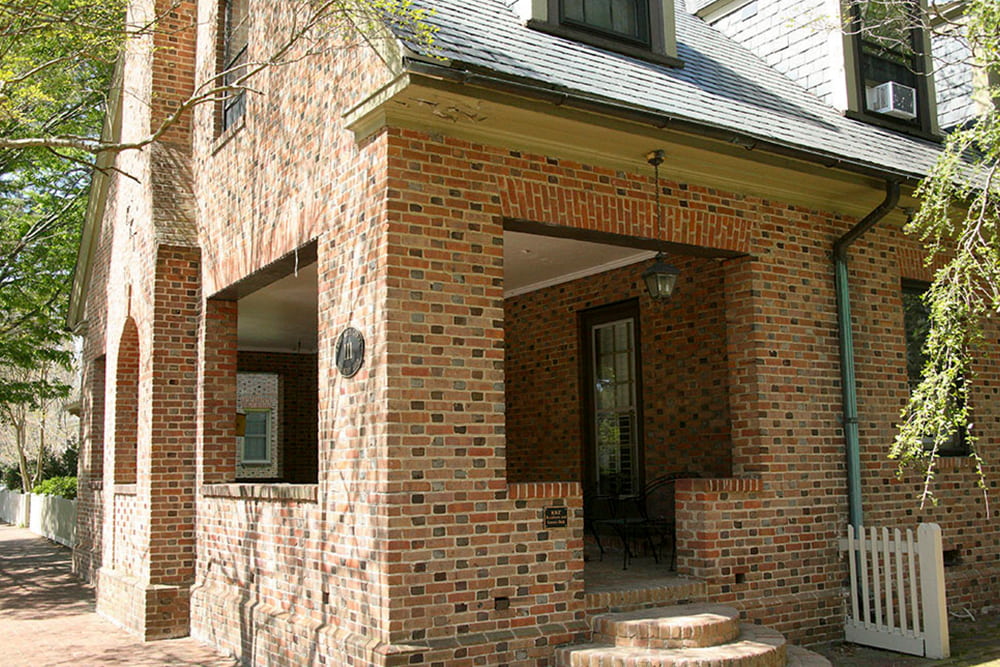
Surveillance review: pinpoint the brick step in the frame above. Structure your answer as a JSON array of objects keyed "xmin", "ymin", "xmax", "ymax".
[
  {"xmin": 593, "ymin": 604, "xmax": 741, "ymax": 649},
  {"xmin": 556, "ymin": 624, "xmax": 787, "ymax": 667}
]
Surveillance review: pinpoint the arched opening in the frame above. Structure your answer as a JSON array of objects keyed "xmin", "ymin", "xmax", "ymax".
[{"xmin": 114, "ymin": 318, "xmax": 140, "ymax": 485}]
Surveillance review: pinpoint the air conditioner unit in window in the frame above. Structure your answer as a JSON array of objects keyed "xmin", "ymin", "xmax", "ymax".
[{"xmin": 866, "ymin": 81, "xmax": 917, "ymax": 120}]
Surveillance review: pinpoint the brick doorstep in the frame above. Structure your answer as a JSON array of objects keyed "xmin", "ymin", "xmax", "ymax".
[{"xmin": 557, "ymin": 604, "xmax": 832, "ymax": 667}]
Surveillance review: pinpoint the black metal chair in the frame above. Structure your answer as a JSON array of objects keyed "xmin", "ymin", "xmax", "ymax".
[{"xmin": 587, "ymin": 472, "xmax": 699, "ymax": 570}]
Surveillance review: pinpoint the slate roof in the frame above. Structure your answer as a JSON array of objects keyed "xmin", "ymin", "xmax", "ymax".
[{"xmin": 402, "ymin": 0, "xmax": 944, "ymax": 181}]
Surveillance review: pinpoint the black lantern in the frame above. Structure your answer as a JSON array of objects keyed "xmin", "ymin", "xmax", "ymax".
[
  {"xmin": 643, "ymin": 149, "xmax": 680, "ymax": 300},
  {"xmin": 642, "ymin": 252, "xmax": 680, "ymax": 300}
]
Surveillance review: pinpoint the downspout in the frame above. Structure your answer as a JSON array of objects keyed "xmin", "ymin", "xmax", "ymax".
[{"xmin": 833, "ymin": 180, "xmax": 900, "ymax": 529}]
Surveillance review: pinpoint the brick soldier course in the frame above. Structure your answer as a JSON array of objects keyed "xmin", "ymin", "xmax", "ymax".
[{"xmin": 68, "ymin": 0, "xmax": 999, "ymax": 664}]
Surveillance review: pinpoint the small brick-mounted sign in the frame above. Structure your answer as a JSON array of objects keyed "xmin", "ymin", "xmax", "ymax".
[
  {"xmin": 335, "ymin": 327, "xmax": 365, "ymax": 378},
  {"xmin": 543, "ymin": 506, "xmax": 568, "ymax": 528}
]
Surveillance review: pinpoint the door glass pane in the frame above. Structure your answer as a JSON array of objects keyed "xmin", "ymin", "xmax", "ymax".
[{"xmin": 593, "ymin": 318, "xmax": 637, "ymax": 495}]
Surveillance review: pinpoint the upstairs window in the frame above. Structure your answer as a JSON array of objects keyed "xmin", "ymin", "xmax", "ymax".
[
  {"xmin": 220, "ymin": 0, "xmax": 249, "ymax": 132},
  {"xmin": 849, "ymin": 0, "xmax": 932, "ymax": 134},
  {"xmin": 561, "ymin": 0, "xmax": 650, "ymax": 46},
  {"xmin": 529, "ymin": 0, "xmax": 680, "ymax": 67}
]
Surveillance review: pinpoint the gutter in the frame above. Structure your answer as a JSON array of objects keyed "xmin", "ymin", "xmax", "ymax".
[
  {"xmin": 404, "ymin": 58, "xmax": 925, "ymax": 186},
  {"xmin": 833, "ymin": 180, "xmax": 900, "ymax": 529}
]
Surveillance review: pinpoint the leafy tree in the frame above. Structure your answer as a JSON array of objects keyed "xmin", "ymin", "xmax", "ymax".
[
  {"xmin": 0, "ymin": 2, "xmax": 108, "ymax": 480},
  {"xmin": 889, "ymin": 0, "xmax": 1000, "ymax": 508}
]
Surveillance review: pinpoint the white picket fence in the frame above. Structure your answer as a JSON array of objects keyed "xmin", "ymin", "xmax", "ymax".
[
  {"xmin": 0, "ymin": 487, "xmax": 77, "ymax": 547},
  {"xmin": 841, "ymin": 523, "xmax": 949, "ymax": 659}
]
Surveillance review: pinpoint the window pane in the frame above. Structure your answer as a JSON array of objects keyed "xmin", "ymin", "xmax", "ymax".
[
  {"xmin": 222, "ymin": 0, "xmax": 249, "ymax": 130},
  {"xmin": 562, "ymin": 0, "xmax": 645, "ymax": 42},
  {"xmin": 611, "ymin": 0, "xmax": 639, "ymax": 37},
  {"xmin": 564, "ymin": 0, "xmax": 584, "ymax": 22},
  {"xmin": 244, "ymin": 435, "xmax": 268, "ymax": 461},
  {"xmin": 245, "ymin": 413, "xmax": 268, "ymax": 436},
  {"xmin": 858, "ymin": 0, "xmax": 914, "ymax": 57},
  {"xmin": 242, "ymin": 411, "xmax": 270, "ymax": 461},
  {"xmin": 902, "ymin": 283, "xmax": 966, "ymax": 455},
  {"xmin": 902, "ymin": 287, "xmax": 929, "ymax": 390}
]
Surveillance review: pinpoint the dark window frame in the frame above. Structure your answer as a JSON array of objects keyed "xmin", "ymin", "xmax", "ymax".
[
  {"xmin": 559, "ymin": 0, "xmax": 652, "ymax": 48},
  {"xmin": 528, "ymin": 0, "xmax": 683, "ymax": 68},
  {"xmin": 218, "ymin": 0, "xmax": 249, "ymax": 134},
  {"xmin": 901, "ymin": 279, "xmax": 969, "ymax": 456},
  {"xmin": 580, "ymin": 299, "xmax": 646, "ymax": 497},
  {"xmin": 848, "ymin": 0, "xmax": 934, "ymax": 136}
]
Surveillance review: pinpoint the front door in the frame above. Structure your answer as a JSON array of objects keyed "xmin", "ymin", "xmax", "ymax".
[{"xmin": 582, "ymin": 300, "xmax": 643, "ymax": 496}]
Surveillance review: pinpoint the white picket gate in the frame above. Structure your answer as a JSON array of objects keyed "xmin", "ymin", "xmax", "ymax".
[{"xmin": 840, "ymin": 523, "xmax": 949, "ymax": 659}]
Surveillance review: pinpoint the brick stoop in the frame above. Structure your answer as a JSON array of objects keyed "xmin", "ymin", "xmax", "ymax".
[{"xmin": 557, "ymin": 605, "xmax": 832, "ymax": 667}]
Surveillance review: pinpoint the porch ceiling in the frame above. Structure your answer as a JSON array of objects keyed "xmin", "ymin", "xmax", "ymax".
[
  {"xmin": 504, "ymin": 231, "xmax": 655, "ymax": 297},
  {"xmin": 238, "ymin": 262, "xmax": 318, "ymax": 353},
  {"xmin": 235, "ymin": 233, "xmax": 652, "ymax": 351}
]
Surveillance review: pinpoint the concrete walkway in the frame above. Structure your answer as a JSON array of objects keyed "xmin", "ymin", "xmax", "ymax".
[{"xmin": 0, "ymin": 522, "xmax": 236, "ymax": 666}]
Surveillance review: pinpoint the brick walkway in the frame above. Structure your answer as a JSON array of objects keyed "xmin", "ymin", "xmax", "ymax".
[
  {"xmin": 3, "ymin": 521, "xmax": 999, "ymax": 666},
  {"xmin": 0, "ymin": 523, "xmax": 236, "ymax": 667}
]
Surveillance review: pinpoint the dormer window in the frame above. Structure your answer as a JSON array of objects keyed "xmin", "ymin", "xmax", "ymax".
[
  {"xmin": 848, "ymin": 0, "xmax": 934, "ymax": 135},
  {"xmin": 526, "ymin": 0, "xmax": 681, "ymax": 67},
  {"xmin": 561, "ymin": 0, "xmax": 651, "ymax": 46}
]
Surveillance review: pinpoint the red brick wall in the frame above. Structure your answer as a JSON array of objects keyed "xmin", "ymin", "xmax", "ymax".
[
  {"xmin": 237, "ymin": 351, "xmax": 318, "ymax": 484},
  {"xmin": 505, "ymin": 256, "xmax": 732, "ymax": 485}
]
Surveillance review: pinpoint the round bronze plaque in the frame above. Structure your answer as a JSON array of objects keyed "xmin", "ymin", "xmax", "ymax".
[{"xmin": 335, "ymin": 327, "xmax": 365, "ymax": 378}]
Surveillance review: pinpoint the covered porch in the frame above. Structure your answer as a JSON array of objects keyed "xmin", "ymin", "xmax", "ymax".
[{"xmin": 502, "ymin": 219, "xmax": 763, "ymax": 598}]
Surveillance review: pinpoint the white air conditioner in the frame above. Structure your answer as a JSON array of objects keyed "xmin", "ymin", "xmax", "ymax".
[{"xmin": 866, "ymin": 81, "xmax": 917, "ymax": 120}]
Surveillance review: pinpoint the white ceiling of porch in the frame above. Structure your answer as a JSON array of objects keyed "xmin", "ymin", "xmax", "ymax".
[{"xmin": 236, "ymin": 232, "xmax": 653, "ymax": 352}]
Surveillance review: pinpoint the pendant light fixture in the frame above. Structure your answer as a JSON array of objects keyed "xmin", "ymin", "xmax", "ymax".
[{"xmin": 642, "ymin": 149, "xmax": 680, "ymax": 300}]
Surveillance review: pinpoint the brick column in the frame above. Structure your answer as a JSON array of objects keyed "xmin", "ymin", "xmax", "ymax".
[
  {"xmin": 143, "ymin": 246, "xmax": 201, "ymax": 638},
  {"xmin": 197, "ymin": 298, "xmax": 238, "ymax": 486},
  {"xmin": 723, "ymin": 256, "xmax": 769, "ymax": 476}
]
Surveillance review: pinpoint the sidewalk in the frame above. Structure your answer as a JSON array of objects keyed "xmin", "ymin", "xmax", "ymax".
[{"xmin": 0, "ymin": 522, "xmax": 236, "ymax": 667}]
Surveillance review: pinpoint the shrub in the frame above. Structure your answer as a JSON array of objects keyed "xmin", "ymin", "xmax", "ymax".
[
  {"xmin": 32, "ymin": 476, "xmax": 77, "ymax": 500},
  {"xmin": 1, "ymin": 464, "xmax": 22, "ymax": 491}
]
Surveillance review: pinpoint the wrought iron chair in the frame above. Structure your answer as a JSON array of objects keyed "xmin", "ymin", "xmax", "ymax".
[{"xmin": 587, "ymin": 472, "xmax": 698, "ymax": 570}]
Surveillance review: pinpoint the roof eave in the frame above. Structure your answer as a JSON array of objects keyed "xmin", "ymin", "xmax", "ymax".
[{"xmin": 403, "ymin": 57, "xmax": 927, "ymax": 187}]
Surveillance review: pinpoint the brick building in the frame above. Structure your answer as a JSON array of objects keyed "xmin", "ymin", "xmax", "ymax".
[{"xmin": 68, "ymin": 0, "xmax": 999, "ymax": 664}]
